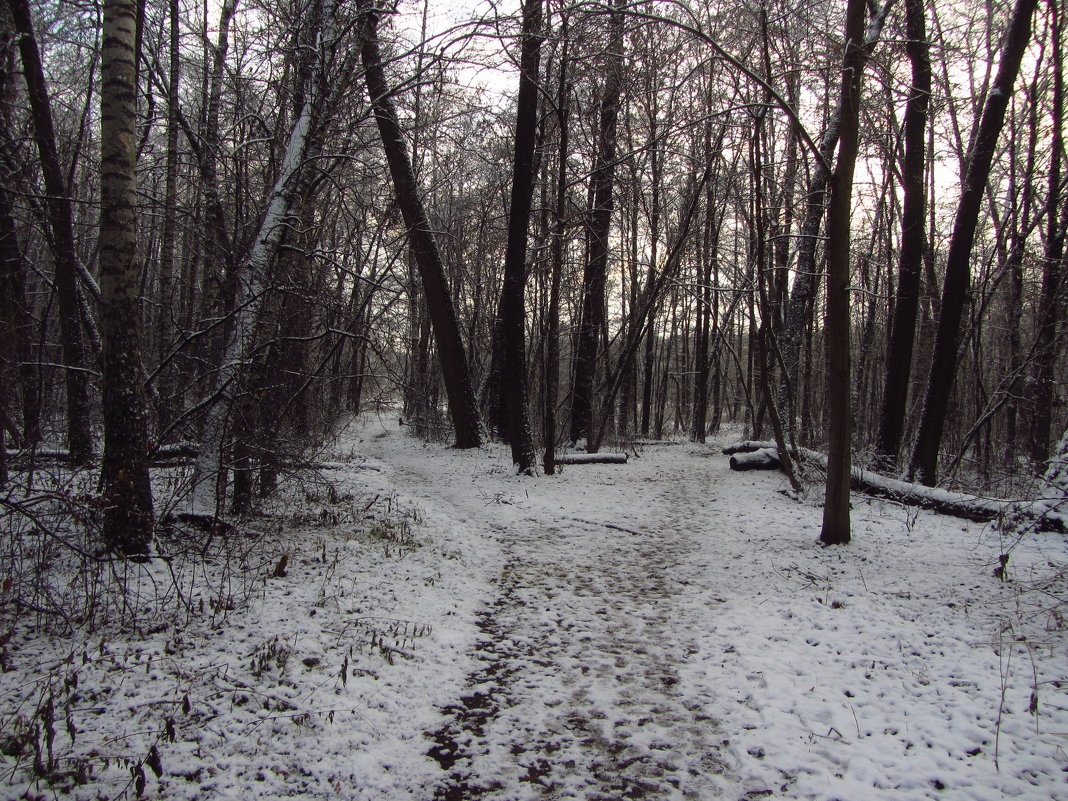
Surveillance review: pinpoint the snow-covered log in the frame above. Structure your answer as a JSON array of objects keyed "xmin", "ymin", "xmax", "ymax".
[
  {"xmin": 1004, "ymin": 430, "xmax": 1068, "ymax": 534},
  {"xmin": 728, "ymin": 448, "xmax": 781, "ymax": 471},
  {"xmin": 723, "ymin": 440, "xmax": 1065, "ymax": 532},
  {"xmin": 554, "ymin": 453, "xmax": 628, "ymax": 465}
]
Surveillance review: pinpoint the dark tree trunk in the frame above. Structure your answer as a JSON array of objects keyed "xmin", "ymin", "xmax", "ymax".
[
  {"xmin": 360, "ymin": 4, "xmax": 481, "ymax": 449},
  {"xmin": 8, "ymin": 0, "xmax": 93, "ymax": 463},
  {"xmin": 543, "ymin": 19, "xmax": 569, "ymax": 476},
  {"xmin": 0, "ymin": 186, "xmax": 28, "ymax": 480},
  {"xmin": 875, "ymin": 0, "xmax": 930, "ymax": 471},
  {"xmin": 99, "ymin": 0, "xmax": 154, "ymax": 554},
  {"xmin": 570, "ymin": 0, "xmax": 623, "ymax": 447},
  {"xmin": 908, "ymin": 0, "xmax": 1039, "ymax": 485},
  {"xmin": 1029, "ymin": 0, "xmax": 1065, "ymax": 467},
  {"xmin": 500, "ymin": 0, "xmax": 543, "ymax": 474},
  {"xmin": 820, "ymin": 0, "xmax": 868, "ymax": 546}
]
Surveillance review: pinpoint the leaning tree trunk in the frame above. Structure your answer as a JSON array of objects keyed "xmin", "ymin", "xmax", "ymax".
[
  {"xmin": 190, "ymin": 0, "xmax": 336, "ymax": 515},
  {"xmin": 99, "ymin": 0, "xmax": 154, "ymax": 555},
  {"xmin": 820, "ymin": 0, "xmax": 868, "ymax": 546},
  {"xmin": 500, "ymin": 0, "xmax": 542, "ymax": 474},
  {"xmin": 908, "ymin": 0, "xmax": 1039, "ymax": 486},
  {"xmin": 359, "ymin": 3, "xmax": 482, "ymax": 449},
  {"xmin": 7, "ymin": 0, "xmax": 93, "ymax": 463},
  {"xmin": 874, "ymin": 0, "xmax": 930, "ymax": 471}
]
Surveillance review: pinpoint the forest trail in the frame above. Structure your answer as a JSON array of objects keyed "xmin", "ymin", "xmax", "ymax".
[
  {"xmin": 349, "ymin": 416, "xmax": 1068, "ymax": 801},
  {"xmin": 359, "ymin": 425, "xmax": 736, "ymax": 799}
]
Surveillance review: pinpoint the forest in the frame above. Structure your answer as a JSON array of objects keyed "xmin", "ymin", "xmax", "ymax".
[
  {"xmin": 1, "ymin": 0, "xmax": 1067, "ymax": 796},
  {"xmin": 0, "ymin": 0, "xmax": 1065, "ymax": 542}
]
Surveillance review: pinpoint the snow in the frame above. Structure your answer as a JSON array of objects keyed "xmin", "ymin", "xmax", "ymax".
[{"xmin": 3, "ymin": 414, "xmax": 1067, "ymax": 800}]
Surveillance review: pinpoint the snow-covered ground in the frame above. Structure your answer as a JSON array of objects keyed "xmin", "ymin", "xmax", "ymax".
[{"xmin": 2, "ymin": 414, "xmax": 1066, "ymax": 800}]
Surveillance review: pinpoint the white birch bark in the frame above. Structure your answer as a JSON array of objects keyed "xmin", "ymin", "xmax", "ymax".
[{"xmin": 189, "ymin": 0, "xmax": 335, "ymax": 515}]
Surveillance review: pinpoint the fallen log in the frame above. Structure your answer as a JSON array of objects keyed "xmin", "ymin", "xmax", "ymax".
[
  {"xmin": 728, "ymin": 448, "xmax": 781, "ymax": 471},
  {"xmin": 554, "ymin": 453, "xmax": 629, "ymax": 465},
  {"xmin": 723, "ymin": 440, "xmax": 1065, "ymax": 532}
]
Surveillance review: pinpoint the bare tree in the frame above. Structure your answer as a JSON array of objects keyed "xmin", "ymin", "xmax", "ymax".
[
  {"xmin": 874, "ymin": 0, "xmax": 931, "ymax": 471},
  {"xmin": 98, "ymin": 0, "xmax": 154, "ymax": 554},
  {"xmin": 500, "ymin": 0, "xmax": 543, "ymax": 474},
  {"xmin": 570, "ymin": 0, "xmax": 624, "ymax": 448},
  {"xmin": 1029, "ymin": 0, "xmax": 1065, "ymax": 467},
  {"xmin": 7, "ymin": 0, "xmax": 93, "ymax": 463},
  {"xmin": 190, "ymin": 0, "xmax": 339, "ymax": 514},
  {"xmin": 820, "ymin": 0, "xmax": 870, "ymax": 546},
  {"xmin": 908, "ymin": 0, "xmax": 1039, "ymax": 486},
  {"xmin": 358, "ymin": 1, "xmax": 482, "ymax": 449}
]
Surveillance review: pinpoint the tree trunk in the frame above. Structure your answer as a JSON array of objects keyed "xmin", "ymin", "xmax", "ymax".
[
  {"xmin": 359, "ymin": 3, "xmax": 482, "ymax": 449},
  {"xmin": 874, "ymin": 0, "xmax": 930, "ymax": 470},
  {"xmin": 821, "ymin": 0, "xmax": 868, "ymax": 547},
  {"xmin": 908, "ymin": 0, "xmax": 1039, "ymax": 485},
  {"xmin": 98, "ymin": 0, "xmax": 154, "ymax": 554},
  {"xmin": 779, "ymin": 4, "xmax": 892, "ymax": 420},
  {"xmin": 154, "ymin": 0, "xmax": 181, "ymax": 431},
  {"xmin": 191, "ymin": 0, "xmax": 336, "ymax": 514},
  {"xmin": 500, "ymin": 0, "xmax": 542, "ymax": 474},
  {"xmin": 543, "ymin": 19, "xmax": 568, "ymax": 475},
  {"xmin": 1029, "ymin": 0, "xmax": 1065, "ymax": 467},
  {"xmin": 0, "ymin": 18, "xmax": 38, "ymax": 452},
  {"xmin": 570, "ymin": 0, "xmax": 623, "ymax": 447},
  {"xmin": 7, "ymin": 0, "xmax": 93, "ymax": 463}
]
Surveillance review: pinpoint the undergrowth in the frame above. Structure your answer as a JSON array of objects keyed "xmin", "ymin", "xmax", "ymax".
[{"xmin": 0, "ymin": 459, "xmax": 427, "ymax": 799}]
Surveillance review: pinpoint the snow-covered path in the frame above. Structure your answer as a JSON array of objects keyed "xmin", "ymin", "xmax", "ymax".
[
  {"xmin": 11, "ymin": 415, "xmax": 1063, "ymax": 801},
  {"xmin": 351, "ymin": 417, "xmax": 1068, "ymax": 801},
  {"xmin": 410, "ymin": 455, "xmax": 730, "ymax": 799}
]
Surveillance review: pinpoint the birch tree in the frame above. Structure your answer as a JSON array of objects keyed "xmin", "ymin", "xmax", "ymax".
[
  {"xmin": 99, "ymin": 0, "xmax": 154, "ymax": 553},
  {"xmin": 189, "ymin": 0, "xmax": 338, "ymax": 515}
]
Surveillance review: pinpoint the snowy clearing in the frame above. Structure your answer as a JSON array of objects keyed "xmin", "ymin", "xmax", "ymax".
[{"xmin": 2, "ymin": 414, "xmax": 1067, "ymax": 800}]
